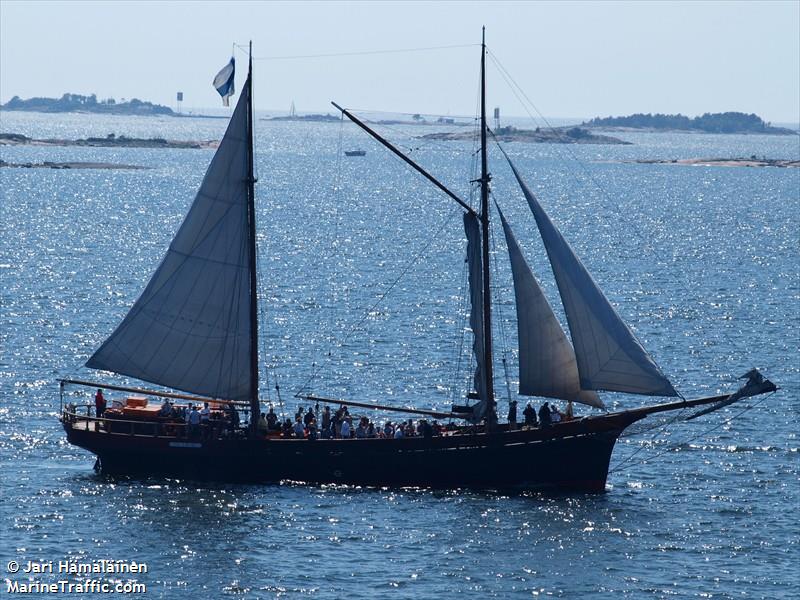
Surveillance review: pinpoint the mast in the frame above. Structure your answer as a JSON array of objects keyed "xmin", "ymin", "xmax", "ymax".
[
  {"xmin": 246, "ymin": 42, "xmax": 260, "ymax": 433},
  {"xmin": 479, "ymin": 27, "xmax": 495, "ymax": 425}
]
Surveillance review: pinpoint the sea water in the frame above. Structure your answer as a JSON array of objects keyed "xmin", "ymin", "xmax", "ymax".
[{"xmin": 1, "ymin": 110, "xmax": 798, "ymax": 598}]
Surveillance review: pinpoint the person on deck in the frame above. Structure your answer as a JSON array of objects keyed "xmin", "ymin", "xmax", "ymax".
[
  {"xmin": 231, "ymin": 404, "xmax": 240, "ymax": 430},
  {"xmin": 394, "ymin": 425, "xmax": 405, "ymax": 439},
  {"xmin": 184, "ymin": 404, "xmax": 193, "ymax": 437},
  {"xmin": 550, "ymin": 404, "xmax": 562, "ymax": 424},
  {"xmin": 565, "ymin": 400, "xmax": 575, "ymax": 421},
  {"xmin": 94, "ymin": 389, "xmax": 106, "ymax": 419},
  {"xmin": 304, "ymin": 407, "xmax": 315, "ymax": 427},
  {"xmin": 523, "ymin": 402, "xmax": 537, "ymax": 427},
  {"xmin": 355, "ymin": 418, "xmax": 368, "ymax": 439},
  {"xmin": 538, "ymin": 402, "xmax": 552, "ymax": 428},
  {"xmin": 293, "ymin": 416, "xmax": 305, "ymax": 438},
  {"xmin": 507, "ymin": 400, "xmax": 518, "ymax": 429},
  {"xmin": 266, "ymin": 407, "xmax": 279, "ymax": 430},
  {"xmin": 159, "ymin": 399, "xmax": 172, "ymax": 417},
  {"xmin": 340, "ymin": 418, "xmax": 352, "ymax": 439},
  {"xmin": 199, "ymin": 402, "xmax": 212, "ymax": 439},
  {"xmin": 419, "ymin": 419, "xmax": 433, "ymax": 439},
  {"xmin": 223, "ymin": 403, "xmax": 238, "ymax": 435},
  {"xmin": 332, "ymin": 412, "xmax": 342, "ymax": 438},
  {"xmin": 321, "ymin": 406, "xmax": 331, "ymax": 432},
  {"xmin": 257, "ymin": 412, "xmax": 269, "ymax": 436},
  {"xmin": 188, "ymin": 405, "xmax": 201, "ymax": 438}
]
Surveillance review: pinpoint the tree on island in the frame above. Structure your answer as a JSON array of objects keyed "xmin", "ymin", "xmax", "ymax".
[
  {"xmin": 583, "ymin": 111, "xmax": 791, "ymax": 134},
  {"xmin": 2, "ymin": 93, "xmax": 173, "ymax": 115}
]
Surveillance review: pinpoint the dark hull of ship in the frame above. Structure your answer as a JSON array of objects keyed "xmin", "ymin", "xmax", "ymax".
[{"xmin": 62, "ymin": 412, "xmax": 645, "ymax": 493}]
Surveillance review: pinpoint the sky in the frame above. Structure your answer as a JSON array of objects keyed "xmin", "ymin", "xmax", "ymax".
[{"xmin": 1, "ymin": 0, "xmax": 798, "ymax": 123}]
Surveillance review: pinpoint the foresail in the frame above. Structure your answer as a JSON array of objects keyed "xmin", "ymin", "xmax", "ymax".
[
  {"xmin": 505, "ymin": 157, "xmax": 678, "ymax": 397},
  {"xmin": 464, "ymin": 212, "xmax": 488, "ymax": 417},
  {"xmin": 497, "ymin": 205, "xmax": 602, "ymax": 408},
  {"xmin": 86, "ymin": 78, "xmax": 255, "ymax": 402}
]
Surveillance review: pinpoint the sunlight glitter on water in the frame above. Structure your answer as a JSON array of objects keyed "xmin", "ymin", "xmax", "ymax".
[{"xmin": 1, "ymin": 112, "xmax": 798, "ymax": 598}]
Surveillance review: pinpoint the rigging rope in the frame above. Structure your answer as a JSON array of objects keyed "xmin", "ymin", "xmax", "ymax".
[
  {"xmin": 485, "ymin": 51, "xmax": 685, "ymax": 400},
  {"xmin": 322, "ymin": 113, "xmax": 348, "ymax": 392},
  {"xmin": 339, "ymin": 212, "xmax": 457, "ymax": 349},
  {"xmin": 486, "ymin": 50, "xmax": 661, "ymax": 257},
  {"xmin": 609, "ymin": 392, "xmax": 775, "ymax": 474},
  {"xmin": 294, "ymin": 208, "xmax": 459, "ymax": 398},
  {"xmin": 488, "ymin": 192, "xmax": 514, "ymax": 407},
  {"xmin": 235, "ymin": 43, "xmax": 479, "ymax": 62},
  {"xmin": 251, "ymin": 65, "xmax": 278, "ymax": 411},
  {"xmin": 610, "ymin": 406, "xmax": 688, "ymax": 474},
  {"xmin": 449, "ymin": 258, "xmax": 470, "ymax": 407}
]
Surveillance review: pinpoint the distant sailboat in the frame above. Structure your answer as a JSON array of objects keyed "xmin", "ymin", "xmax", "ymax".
[{"xmin": 60, "ymin": 35, "xmax": 775, "ymax": 492}]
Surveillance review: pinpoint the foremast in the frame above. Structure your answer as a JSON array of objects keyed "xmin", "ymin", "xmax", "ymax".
[
  {"xmin": 478, "ymin": 27, "xmax": 496, "ymax": 426},
  {"xmin": 245, "ymin": 43, "xmax": 260, "ymax": 434}
]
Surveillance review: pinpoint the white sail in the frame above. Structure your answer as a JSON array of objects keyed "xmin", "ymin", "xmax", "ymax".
[
  {"xmin": 86, "ymin": 77, "xmax": 255, "ymax": 402},
  {"xmin": 497, "ymin": 205, "xmax": 603, "ymax": 407},
  {"xmin": 505, "ymin": 158, "xmax": 678, "ymax": 397},
  {"xmin": 463, "ymin": 213, "xmax": 488, "ymax": 412}
]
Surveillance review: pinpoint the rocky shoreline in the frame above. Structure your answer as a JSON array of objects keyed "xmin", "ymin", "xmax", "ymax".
[
  {"xmin": 421, "ymin": 126, "xmax": 630, "ymax": 145},
  {"xmin": 611, "ymin": 157, "xmax": 799, "ymax": 168},
  {"xmin": 0, "ymin": 159, "xmax": 148, "ymax": 170},
  {"xmin": 0, "ymin": 133, "xmax": 218, "ymax": 149}
]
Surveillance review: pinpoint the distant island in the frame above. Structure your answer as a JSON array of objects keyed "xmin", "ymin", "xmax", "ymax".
[
  {"xmin": 262, "ymin": 113, "xmax": 472, "ymax": 126},
  {"xmin": 422, "ymin": 125, "xmax": 630, "ymax": 145},
  {"xmin": 0, "ymin": 132, "xmax": 217, "ymax": 149},
  {"xmin": 0, "ymin": 158, "xmax": 148, "ymax": 170},
  {"xmin": 264, "ymin": 113, "xmax": 340, "ymax": 123},
  {"xmin": 1, "ymin": 93, "xmax": 174, "ymax": 116},
  {"xmin": 376, "ymin": 115, "xmax": 471, "ymax": 127},
  {"xmin": 614, "ymin": 157, "xmax": 799, "ymax": 168},
  {"xmin": 583, "ymin": 112, "xmax": 796, "ymax": 135}
]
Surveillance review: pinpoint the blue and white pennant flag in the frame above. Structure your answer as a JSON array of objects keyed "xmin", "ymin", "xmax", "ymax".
[{"xmin": 212, "ymin": 57, "xmax": 235, "ymax": 106}]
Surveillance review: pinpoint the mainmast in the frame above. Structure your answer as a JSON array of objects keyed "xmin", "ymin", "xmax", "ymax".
[
  {"xmin": 246, "ymin": 42, "xmax": 260, "ymax": 433},
  {"xmin": 479, "ymin": 27, "xmax": 496, "ymax": 425}
]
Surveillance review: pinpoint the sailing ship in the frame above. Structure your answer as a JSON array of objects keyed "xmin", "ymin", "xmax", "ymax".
[{"xmin": 60, "ymin": 35, "xmax": 776, "ymax": 492}]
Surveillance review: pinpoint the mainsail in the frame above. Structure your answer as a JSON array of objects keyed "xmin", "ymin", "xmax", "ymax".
[
  {"xmin": 464, "ymin": 212, "xmax": 489, "ymax": 414},
  {"xmin": 504, "ymin": 157, "xmax": 678, "ymax": 397},
  {"xmin": 86, "ymin": 76, "xmax": 256, "ymax": 402},
  {"xmin": 496, "ymin": 205, "xmax": 603, "ymax": 408}
]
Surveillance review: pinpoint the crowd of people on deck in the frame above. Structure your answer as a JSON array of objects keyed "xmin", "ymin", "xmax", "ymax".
[
  {"xmin": 175, "ymin": 400, "xmax": 240, "ymax": 439},
  {"xmin": 91, "ymin": 386, "xmax": 577, "ymax": 441},
  {"xmin": 254, "ymin": 404, "xmax": 446, "ymax": 441}
]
